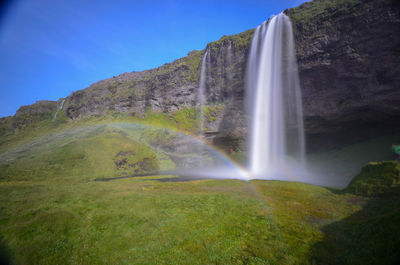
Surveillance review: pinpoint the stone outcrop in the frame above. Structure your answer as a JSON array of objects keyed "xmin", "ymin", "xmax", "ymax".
[
  {"xmin": 11, "ymin": 100, "xmax": 58, "ymax": 131},
  {"xmin": 287, "ymin": 0, "xmax": 400, "ymax": 150},
  {"xmin": 63, "ymin": 51, "xmax": 204, "ymax": 119}
]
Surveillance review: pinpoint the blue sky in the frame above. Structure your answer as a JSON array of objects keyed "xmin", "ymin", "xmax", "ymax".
[{"xmin": 0, "ymin": 0, "xmax": 307, "ymax": 117}]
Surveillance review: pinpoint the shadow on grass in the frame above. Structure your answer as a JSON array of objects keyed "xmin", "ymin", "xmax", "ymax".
[
  {"xmin": 311, "ymin": 188, "xmax": 400, "ymax": 265},
  {"xmin": 325, "ymin": 187, "xmax": 349, "ymax": 195},
  {"xmin": 94, "ymin": 172, "xmax": 212, "ymax": 182},
  {"xmin": 0, "ymin": 233, "xmax": 13, "ymax": 265}
]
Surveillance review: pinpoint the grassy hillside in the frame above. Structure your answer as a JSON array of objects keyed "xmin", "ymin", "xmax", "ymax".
[
  {"xmin": 0, "ymin": 113, "xmax": 399, "ymax": 264},
  {"xmin": 1, "ymin": 172, "xmax": 398, "ymax": 264},
  {"xmin": 0, "ymin": 127, "xmax": 161, "ymax": 182},
  {"xmin": 0, "ymin": 177, "xmax": 361, "ymax": 265}
]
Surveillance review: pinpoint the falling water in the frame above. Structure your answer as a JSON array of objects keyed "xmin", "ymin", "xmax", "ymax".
[
  {"xmin": 198, "ymin": 49, "xmax": 209, "ymax": 132},
  {"xmin": 247, "ymin": 13, "xmax": 306, "ymax": 179},
  {"xmin": 53, "ymin": 99, "xmax": 65, "ymax": 120},
  {"xmin": 226, "ymin": 41, "xmax": 233, "ymax": 100}
]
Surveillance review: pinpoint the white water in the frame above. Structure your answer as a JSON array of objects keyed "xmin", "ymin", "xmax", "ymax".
[
  {"xmin": 53, "ymin": 99, "xmax": 65, "ymax": 120},
  {"xmin": 247, "ymin": 13, "xmax": 306, "ymax": 180},
  {"xmin": 226, "ymin": 40, "xmax": 233, "ymax": 100},
  {"xmin": 190, "ymin": 14, "xmax": 306, "ymax": 182},
  {"xmin": 198, "ymin": 49, "xmax": 209, "ymax": 131}
]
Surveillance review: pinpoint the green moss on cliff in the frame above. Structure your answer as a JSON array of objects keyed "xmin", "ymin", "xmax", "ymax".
[
  {"xmin": 133, "ymin": 107, "xmax": 199, "ymax": 133},
  {"xmin": 172, "ymin": 107, "xmax": 198, "ymax": 131},
  {"xmin": 209, "ymin": 29, "xmax": 254, "ymax": 52},
  {"xmin": 288, "ymin": 0, "xmax": 369, "ymax": 22},
  {"xmin": 287, "ymin": 0, "xmax": 394, "ymax": 38},
  {"xmin": 0, "ymin": 117, "xmax": 13, "ymax": 139},
  {"xmin": 144, "ymin": 49, "xmax": 203, "ymax": 85},
  {"xmin": 203, "ymin": 105, "xmax": 225, "ymax": 123}
]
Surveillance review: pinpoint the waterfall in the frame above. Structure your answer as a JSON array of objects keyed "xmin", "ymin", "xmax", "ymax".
[
  {"xmin": 198, "ymin": 49, "xmax": 209, "ymax": 132},
  {"xmin": 226, "ymin": 40, "xmax": 233, "ymax": 101},
  {"xmin": 53, "ymin": 99, "xmax": 65, "ymax": 120},
  {"xmin": 247, "ymin": 13, "xmax": 306, "ymax": 179}
]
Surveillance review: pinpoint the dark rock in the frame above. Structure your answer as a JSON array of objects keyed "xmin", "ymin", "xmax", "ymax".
[
  {"xmin": 114, "ymin": 158, "xmax": 128, "ymax": 169},
  {"xmin": 138, "ymin": 157, "xmax": 155, "ymax": 172},
  {"xmin": 14, "ymin": 100, "xmax": 57, "ymax": 116},
  {"xmin": 287, "ymin": 0, "xmax": 400, "ymax": 150},
  {"xmin": 11, "ymin": 100, "xmax": 57, "ymax": 130}
]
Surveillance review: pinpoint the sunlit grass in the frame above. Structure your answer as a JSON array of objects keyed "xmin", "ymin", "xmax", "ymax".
[
  {"xmin": 0, "ymin": 112, "xmax": 399, "ymax": 264},
  {"xmin": 0, "ymin": 177, "xmax": 363, "ymax": 265}
]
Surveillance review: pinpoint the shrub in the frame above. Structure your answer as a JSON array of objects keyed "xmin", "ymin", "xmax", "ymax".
[{"xmin": 347, "ymin": 161, "xmax": 400, "ymax": 196}]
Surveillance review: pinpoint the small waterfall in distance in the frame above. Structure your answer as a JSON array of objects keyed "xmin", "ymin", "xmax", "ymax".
[
  {"xmin": 53, "ymin": 99, "xmax": 65, "ymax": 120},
  {"xmin": 198, "ymin": 49, "xmax": 209, "ymax": 132},
  {"xmin": 226, "ymin": 40, "xmax": 233, "ymax": 101},
  {"xmin": 247, "ymin": 13, "xmax": 306, "ymax": 180},
  {"xmin": 195, "ymin": 49, "xmax": 210, "ymax": 168},
  {"xmin": 191, "ymin": 46, "xmax": 247, "ymax": 178}
]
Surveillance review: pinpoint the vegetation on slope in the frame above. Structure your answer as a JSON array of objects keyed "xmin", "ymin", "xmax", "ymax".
[
  {"xmin": 312, "ymin": 186, "xmax": 400, "ymax": 265},
  {"xmin": 0, "ymin": 176, "xmax": 362, "ymax": 265},
  {"xmin": 0, "ymin": 106, "xmax": 203, "ymax": 155},
  {"xmin": 287, "ymin": 0, "xmax": 394, "ymax": 25},
  {"xmin": 0, "ymin": 126, "xmax": 160, "ymax": 182},
  {"xmin": 0, "ymin": 112, "xmax": 399, "ymax": 264},
  {"xmin": 347, "ymin": 161, "xmax": 400, "ymax": 196}
]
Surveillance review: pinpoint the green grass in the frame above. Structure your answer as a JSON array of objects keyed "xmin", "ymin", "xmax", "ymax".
[
  {"xmin": 312, "ymin": 187, "xmax": 400, "ymax": 265},
  {"xmin": 0, "ymin": 113, "xmax": 399, "ymax": 264},
  {"xmin": 347, "ymin": 161, "xmax": 400, "ymax": 196},
  {"xmin": 134, "ymin": 107, "xmax": 198, "ymax": 132},
  {"xmin": 0, "ymin": 125, "xmax": 163, "ymax": 182},
  {"xmin": 0, "ymin": 177, "xmax": 364, "ymax": 265},
  {"xmin": 0, "ymin": 107, "xmax": 202, "ymax": 156}
]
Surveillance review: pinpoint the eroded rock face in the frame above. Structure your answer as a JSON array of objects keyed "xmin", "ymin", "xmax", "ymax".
[
  {"xmin": 60, "ymin": 30, "xmax": 254, "ymax": 148},
  {"xmin": 213, "ymin": 0, "xmax": 400, "ymax": 151},
  {"xmin": 287, "ymin": 0, "xmax": 400, "ymax": 150},
  {"xmin": 63, "ymin": 52, "xmax": 204, "ymax": 119},
  {"xmin": 12, "ymin": 100, "xmax": 58, "ymax": 130},
  {"xmin": 14, "ymin": 100, "xmax": 57, "ymax": 116}
]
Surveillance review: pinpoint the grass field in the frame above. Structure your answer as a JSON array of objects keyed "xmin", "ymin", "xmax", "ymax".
[
  {"xmin": 0, "ymin": 116, "xmax": 399, "ymax": 264},
  {"xmin": 0, "ymin": 177, "xmax": 361, "ymax": 264}
]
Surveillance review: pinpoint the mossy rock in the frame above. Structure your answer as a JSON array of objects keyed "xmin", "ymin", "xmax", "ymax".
[{"xmin": 347, "ymin": 161, "xmax": 400, "ymax": 196}]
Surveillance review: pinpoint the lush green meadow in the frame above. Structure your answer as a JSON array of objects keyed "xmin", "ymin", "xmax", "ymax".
[
  {"xmin": 0, "ymin": 176, "xmax": 362, "ymax": 264},
  {"xmin": 0, "ymin": 115, "xmax": 399, "ymax": 264},
  {"xmin": 1, "ymin": 174, "xmax": 399, "ymax": 265}
]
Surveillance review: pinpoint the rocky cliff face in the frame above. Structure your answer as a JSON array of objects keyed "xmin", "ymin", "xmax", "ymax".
[
  {"xmin": 61, "ymin": 29, "xmax": 254, "ymax": 148},
  {"xmin": 2, "ymin": 0, "xmax": 399, "ymax": 151},
  {"xmin": 11, "ymin": 100, "xmax": 58, "ymax": 131},
  {"xmin": 213, "ymin": 0, "xmax": 400, "ymax": 150},
  {"xmin": 62, "ymin": 31, "xmax": 253, "ymax": 125},
  {"xmin": 63, "ymin": 51, "xmax": 203, "ymax": 119},
  {"xmin": 287, "ymin": 0, "xmax": 400, "ymax": 150}
]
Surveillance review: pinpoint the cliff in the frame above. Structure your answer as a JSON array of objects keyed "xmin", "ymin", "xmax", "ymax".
[
  {"xmin": 2, "ymin": 0, "xmax": 399, "ymax": 151},
  {"xmin": 287, "ymin": 0, "xmax": 400, "ymax": 150},
  {"xmin": 10, "ymin": 100, "xmax": 58, "ymax": 132}
]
